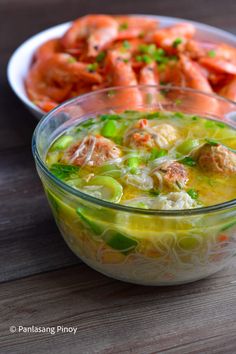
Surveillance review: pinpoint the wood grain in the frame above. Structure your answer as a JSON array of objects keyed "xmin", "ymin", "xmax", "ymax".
[
  {"xmin": 0, "ymin": 146, "xmax": 79, "ymax": 282},
  {"xmin": 1, "ymin": 262, "xmax": 236, "ymax": 354}
]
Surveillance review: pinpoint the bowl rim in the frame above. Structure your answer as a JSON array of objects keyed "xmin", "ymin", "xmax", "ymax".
[
  {"xmin": 32, "ymin": 84, "xmax": 236, "ymax": 216},
  {"xmin": 7, "ymin": 14, "xmax": 236, "ymax": 118}
]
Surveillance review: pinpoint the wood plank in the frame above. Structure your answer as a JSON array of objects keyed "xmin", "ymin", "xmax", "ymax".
[
  {"xmin": 0, "ymin": 261, "xmax": 236, "ymax": 354},
  {"xmin": 0, "ymin": 146, "xmax": 79, "ymax": 282}
]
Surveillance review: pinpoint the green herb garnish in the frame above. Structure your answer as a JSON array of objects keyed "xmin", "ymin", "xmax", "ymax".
[
  {"xmin": 96, "ymin": 51, "xmax": 106, "ymax": 62},
  {"xmin": 119, "ymin": 23, "xmax": 128, "ymax": 31},
  {"xmin": 67, "ymin": 56, "xmax": 77, "ymax": 64},
  {"xmin": 122, "ymin": 40, "xmax": 131, "ymax": 49},
  {"xmin": 50, "ymin": 164, "xmax": 80, "ymax": 180},
  {"xmin": 180, "ymin": 157, "xmax": 197, "ymax": 166},
  {"xmin": 187, "ymin": 188, "xmax": 199, "ymax": 199},
  {"xmin": 87, "ymin": 63, "xmax": 98, "ymax": 72},
  {"xmin": 172, "ymin": 38, "xmax": 183, "ymax": 48},
  {"xmin": 207, "ymin": 50, "xmax": 216, "ymax": 58}
]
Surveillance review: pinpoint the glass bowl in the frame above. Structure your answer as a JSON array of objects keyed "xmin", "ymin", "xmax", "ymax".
[{"xmin": 32, "ymin": 86, "xmax": 236, "ymax": 286}]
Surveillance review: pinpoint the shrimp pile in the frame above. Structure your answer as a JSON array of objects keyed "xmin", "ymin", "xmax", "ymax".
[{"xmin": 25, "ymin": 14, "xmax": 236, "ymax": 112}]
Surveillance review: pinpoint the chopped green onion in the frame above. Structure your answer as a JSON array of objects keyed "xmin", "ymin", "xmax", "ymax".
[
  {"xmin": 119, "ymin": 23, "xmax": 128, "ymax": 31},
  {"xmin": 67, "ymin": 56, "xmax": 77, "ymax": 63},
  {"xmin": 101, "ymin": 120, "xmax": 118, "ymax": 138},
  {"xmin": 172, "ymin": 37, "xmax": 183, "ymax": 48},
  {"xmin": 122, "ymin": 40, "xmax": 130, "ymax": 49},
  {"xmin": 207, "ymin": 50, "xmax": 216, "ymax": 58},
  {"xmin": 96, "ymin": 51, "xmax": 106, "ymax": 62},
  {"xmin": 87, "ymin": 63, "xmax": 98, "ymax": 72},
  {"xmin": 187, "ymin": 188, "xmax": 199, "ymax": 200}
]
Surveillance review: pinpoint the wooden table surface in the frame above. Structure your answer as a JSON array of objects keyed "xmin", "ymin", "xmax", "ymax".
[{"xmin": 1, "ymin": 1, "xmax": 236, "ymax": 353}]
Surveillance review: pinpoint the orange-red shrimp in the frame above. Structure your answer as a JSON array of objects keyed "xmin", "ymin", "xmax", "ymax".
[
  {"xmin": 199, "ymin": 57, "xmax": 236, "ymax": 75},
  {"xmin": 26, "ymin": 53, "xmax": 102, "ymax": 104},
  {"xmin": 150, "ymin": 23, "xmax": 195, "ymax": 52},
  {"xmin": 61, "ymin": 15, "xmax": 118, "ymax": 56},
  {"xmin": 219, "ymin": 76, "xmax": 236, "ymax": 102},
  {"xmin": 105, "ymin": 50, "xmax": 143, "ymax": 108},
  {"xmin": 35, "ymin": 39, "xmax": 63, "ymax": 61},
  {"xmin": 139, "ymin": 62, "xmax": 159, "ymax": 85},
  {"xmin": 115, "ymin": 16, "xmax": 158, "ymax": 40}
]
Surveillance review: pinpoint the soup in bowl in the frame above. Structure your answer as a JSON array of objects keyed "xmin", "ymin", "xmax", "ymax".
[{"xmin": 32, "ymin": 86, "xmax": 236, "ymax": 285}]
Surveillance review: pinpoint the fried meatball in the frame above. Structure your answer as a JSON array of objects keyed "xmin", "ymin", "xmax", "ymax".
[{"xmin": 195, "ymin": 143, "xmax": 236, "ymax": 174}]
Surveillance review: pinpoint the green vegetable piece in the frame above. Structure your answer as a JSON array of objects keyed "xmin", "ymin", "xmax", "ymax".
[
  {"xmin": 150, "ymin": 147, "xmax": 167, "ymax": 160},
  {"xmin": 180, "ymin": 157, "xmax": 196, "ymax": 166},
  {"xmin": 51, "ymin": 135, "xmax": 74, "ymax": 151},
  {"xmin": 100, "ymin": 114, "xmax": 121, "ymax": 121},
  {"xmin": 50, "ymin": 164, "xmax": 80, "ymax": 180},
  {"xmin": 87, "ymin": 63, "xmax": 98, "ymax": 72},
  {"xmin": 126, "ymin": 156, "xmax": 140, "ymax": 174},
  {"xmin": 207, "ymin": 50, "xmax": 216, "ymax": 58},
  {"xmin": 101, "ymin": 120, "xmax": 117, "ymax": 138},
  {"xmin": 178, "ymin": 237, "xmax": 199, "ymax": 250},
  {"xmin": 67, "ymin": 56, "xmax": 77, "ymax": 64},
  {"xmin": 122, "ymin": 40, "xmax": 130, "ymax": 49},
  {"xmin": 119, "ymin": 22, "xmax": 128, "ymax": 31},
  {"xmin": 104, "ymin": 230, "xmax": 138, "ymax": 254},
  {"xmin": 76, "ymin": 208, "xmax": 103, "ymax": 235},
  {"xmin": 87, "ymin": 176, "xmax": 123, "ymax": 203},
  {"xmin": 221, "ymin": 220, "xmax": 236, "ymax": 231},
  {"xmin": 177, "ymin": 139, "xmax": 200, "ymax": 155},
  {"xmin": 205, "ymin": 138, "xmax": 218, "ymax": 146},
  {"xmin": 172, "ymin": 37, "xmax": 183, "ymax": 48},
  {"xmin": 96, "ymin": 51, "xmax": 106, "ymax": 62},
  {"xmin": 98, "ymin": 164, "xmax": 122, "ymax": 178},
  {"xmin": 187, "ymin": 188, "xmax": 199, "ymax": 200},
  {"xmin": 205, "ymin": 120, "xmax": 225, "ymax": 129}
]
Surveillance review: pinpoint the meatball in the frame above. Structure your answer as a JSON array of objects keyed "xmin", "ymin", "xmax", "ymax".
[
  {"xmin": 195, "ymin": 143, "xmax": 236, "ymax": 174},
  {"xmin": 125, "ymin": 120, "xmax": 179, "ymax": 149},
  {"xmin": 152, "ymin": 161, "xmax": 188, "ymax": 190},
  {"xmin": 152, "ymin": 123, "xmax": 179, "ymax": 149},
  {"xmin": 64, "ymin": 135, "xmax": 121, "ymax": 167}
]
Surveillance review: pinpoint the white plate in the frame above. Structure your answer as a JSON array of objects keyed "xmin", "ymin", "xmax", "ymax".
[{"xmin": 7, "ymin": 15, "xmax": 236, "ymax": 120}]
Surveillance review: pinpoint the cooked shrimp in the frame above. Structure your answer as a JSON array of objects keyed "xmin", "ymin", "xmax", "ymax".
[
  {"xmin": 105, "ymin": 50, "xmax": 143, "ymax": 108},
  {"xmin": 26, "ymin": 53, "xmax": 102, "ymax": 103},
  {"xmin": 177, "ymin": 55, "xmax": 213, "ymax": 92},
  {"xmin": 139, "ymin": 62, "xmax": 159, "ymax": 85},
  {"xmin": 61, "ymin": 15, "xmax": 118, "ymax": 56},
  {"xmin": 195, "ymin": 143, "xmax": 236, "ymax": 174},
  {"xmin": 219, "ymin": 76, "xmax": 236, "ymax": 102},
  {"xmin": 64, "ymin": 135, "xmax": 121, "ymax": 167},
  {"xmin": 35, "ymin": 39, "xmax": 63, "ymax": 61},
  {"xmin": 150, "ymin": 23, "xmax": 195, "ymax": 52},
  {"xmin": 199, "ymin": 57, "xmax": 236, "ymax": 75},
  {"xmin": 116, "ymin": 16, "xmax": 158, "ymax": 40},
  {"xmin": 153, "ymin": 161, "xmax": 188, "ymax": 190}
]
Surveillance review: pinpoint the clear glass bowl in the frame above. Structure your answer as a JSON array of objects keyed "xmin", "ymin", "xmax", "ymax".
[{"xmin": 32, "ymin": 86, "xmax": 236, "ymax": 286}]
